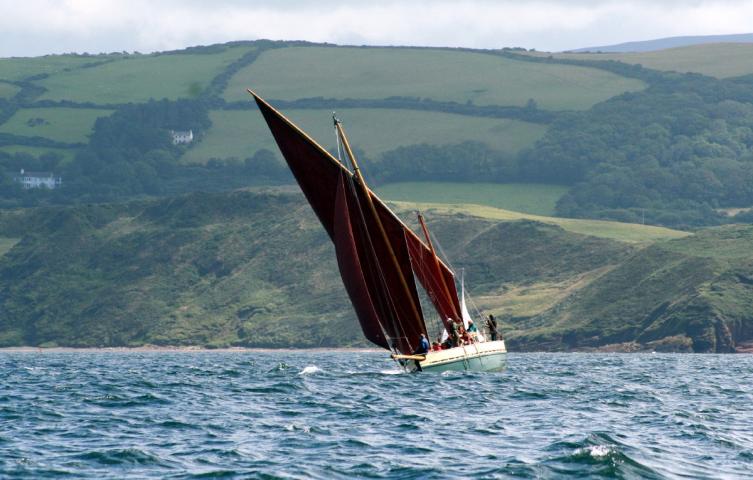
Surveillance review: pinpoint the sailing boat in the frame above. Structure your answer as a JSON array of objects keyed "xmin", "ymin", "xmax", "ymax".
[{"xmin": 248, "ymin": 90, "xmax": 506, "ymax": 372}]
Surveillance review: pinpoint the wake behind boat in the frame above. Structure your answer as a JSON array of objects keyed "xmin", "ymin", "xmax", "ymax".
[{"xmin": 248, "ymin": 90, "xmax": 506, "ymax": 372}]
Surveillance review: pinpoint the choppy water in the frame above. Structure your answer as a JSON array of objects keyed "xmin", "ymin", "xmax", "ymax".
[{"xmin": 1, "ymin": 351, "xmax": 752, "ymax": 479}]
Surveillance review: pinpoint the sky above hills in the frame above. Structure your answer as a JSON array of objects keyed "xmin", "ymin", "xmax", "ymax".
[{"xmin": 1, "ymin": 0, "xmax": 752, "ymax": 57}]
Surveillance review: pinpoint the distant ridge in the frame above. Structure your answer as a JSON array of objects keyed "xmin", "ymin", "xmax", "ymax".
[{"xmin": 570, "ymin": 32, "xmax": 753, "ymax": 53}]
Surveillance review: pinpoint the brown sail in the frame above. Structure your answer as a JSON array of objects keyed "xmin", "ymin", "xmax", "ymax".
[{"xmin": 249, "ymin": 90, "xmax": 460, "ymax": 354}]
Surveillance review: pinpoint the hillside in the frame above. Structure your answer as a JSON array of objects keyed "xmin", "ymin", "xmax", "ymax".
[
  {"xmin": 571, "ymin": 33, "xmax": 753, "ymax": 53},
  {"xmin": 0, "ymin": 191, "xmax": 356, "ymax": 348},
  {"xmin": 0, "ymin": 40, "xmax": 644, "ymax": 213},
  {"xmin": 0, "ymin": 42, "xmax": 640, "ymax": 166},
  {"xmin": 533, "ymin": 43, "xmax": 753, "ymax": 79},
  {"xmin": 1, "ymin": 190, "xmax": 751, "ymax": 353},
  {"xmin": 512, "ymin": 226, "xmax": 753, "ymax": 353},
  {"xmin": 223, "ymin": 46, "xmax": 643, "ymax": 109},
  {"xmin": 181, "ymin": 109, "xmax": 546, "ymax": 166},
  {"xmin": 2, "ymin": 40, "xmax": 753, "ymax": 229}
]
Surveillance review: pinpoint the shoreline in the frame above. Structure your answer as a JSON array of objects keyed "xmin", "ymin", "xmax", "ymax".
[
  {"xmin": 0, "ymin": 346, "xmax": 383, "ymax": 353},
  {"xmin": 2, "ymin": 344, "xmax": 751, "ymax": 353}
]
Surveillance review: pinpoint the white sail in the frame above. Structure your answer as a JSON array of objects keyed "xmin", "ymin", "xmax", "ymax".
[
  {"xmin": 461, "ymin": 269, "xmax": 485, "ymax": 342},
  {"xmin": 461, "ymin": 276, "xmax": 472, "ymax": 330}
]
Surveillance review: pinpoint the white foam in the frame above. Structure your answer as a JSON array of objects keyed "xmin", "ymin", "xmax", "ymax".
[
  {"xmin": 299, "ymin": 365, "xmax": 321, "ymax": 375},
  {"xmin": 577, "ymin": 445, "xmax": 612, "ymax": 458},
  {"xmin": 285, "ymin": 423, "xmax": 311, "ymax": 433},
  {"xmin": 379, "ymin": 369, "xmax": 404, "ymax": 375}
]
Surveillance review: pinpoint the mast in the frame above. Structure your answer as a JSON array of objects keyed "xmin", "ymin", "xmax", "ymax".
[
  {"xmin": 248, "ymin": 87, "xmax": 452, "ymax": 272},
  {"xmin": 334, "ymin": 119, "xmax": 423, "ymax": 328},
  {"xmin": 248, "ymin": 89, "xmax": 456, "ymax": 353}
]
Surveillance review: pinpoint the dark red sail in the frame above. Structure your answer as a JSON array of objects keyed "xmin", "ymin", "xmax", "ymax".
[
  {"xmin": 251, "ymin": 91, "xmax": 456, "ymax": 353},
  {"xmin": 333, "ymin": 173, "xmax": 389, "ymax": 349}
]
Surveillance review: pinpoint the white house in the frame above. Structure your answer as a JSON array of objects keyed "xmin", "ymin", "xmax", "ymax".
[
  {"xmin": 14, "ymin": 169, "xmax": 62, "ymax": 189},
  {"xmin": 171, "ymin": 130, "xmax": 194, "ymax": 145}
]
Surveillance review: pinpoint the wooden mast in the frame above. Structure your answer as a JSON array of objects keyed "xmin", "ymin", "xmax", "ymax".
[
  {"xmin": 246, "ymin": 89, "xmax": 454, "ymax": 273},
  {"xmin": 417, "ymin": 211, "xmax": 459, "ymax": 321},
  {"xmin": 334, "ymin": 119, "xmax": 424, "ymax": 331}
]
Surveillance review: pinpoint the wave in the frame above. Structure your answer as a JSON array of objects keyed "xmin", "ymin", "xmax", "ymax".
[
  {"xmin": 75, "ymin": 448, "xmax": 167, "ymax": 467},
  {"xmin": 299, "ymin": 365, "xmax": 322, "ymax": 375},
  {"xmin": 3, "ymin": 351, "xmax": 753, "ymax": 479}
]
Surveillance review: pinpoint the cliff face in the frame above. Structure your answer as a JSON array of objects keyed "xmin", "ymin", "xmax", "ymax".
[
  {"xmin": 1, "ymin": 191, "xmax": 752, "ymax": 351},
  {"xmin": 509, "ymin": 226, "xmax": 753, "ymax": 352}
]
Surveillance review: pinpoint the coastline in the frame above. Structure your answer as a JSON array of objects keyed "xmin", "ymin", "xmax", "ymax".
[{"xmin": 0, "ymin": 346, "xmax": 383, "ymax": 353}]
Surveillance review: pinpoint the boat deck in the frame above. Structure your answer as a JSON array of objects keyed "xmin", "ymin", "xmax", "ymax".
[{"xmin": 416, "ymin": 340, "xmax": 507, "ymax": 372}]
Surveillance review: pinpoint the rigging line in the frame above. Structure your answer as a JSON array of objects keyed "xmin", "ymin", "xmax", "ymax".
[
  {"xmin": 413, "ymin": 248, "xmax": 440, "ymax": 339},
  {"xmin": 336, "ymin": 121, "xmax": 424, "ymax": 330},
  {"xmin": 424, "ymin": 219, "xmax": 487, "ymax": 324},
  {"xmin": 459, "ymin": 265, "xmax": 487, "ymax": 325},
  {"xmin": 248, "ymin": 90, "xmax": 451, "ymax": 274},
  {"xmin": 466, "ymin": 284, "xmax": 487, "ymax": 324},
  {"xmin": 345, "ymin": 172, "xmax": 410, "ymax": 352},
  {"xmin": 429, "ymin": 227, "xmax": 456, "ymax": 275},
  {"xmin": 347, "ymin": 178, "xmax": 399, "ymax": 349},
  {"xmin": 333, "ymin": 114, "xmax": 402, "ymax": 347},
  {"xmin": 336, "ymin": 124, "xmax": 411, "ymax": 350},
  {"xmin": 332, "ymin": 115, "xmax": 403, "ymax": 348},
  {"xmin": 335, "ymin": 119, "xmax": 425, "ymax": 345},
  {"xmin": 417, "ymin": 211, "xmax": 460, "ymax": 321}
]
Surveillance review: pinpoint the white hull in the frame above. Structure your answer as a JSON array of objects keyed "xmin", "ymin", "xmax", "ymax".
[{"xmin": 402, "ymin": 340, "xmax": 507, "ymax": 373}]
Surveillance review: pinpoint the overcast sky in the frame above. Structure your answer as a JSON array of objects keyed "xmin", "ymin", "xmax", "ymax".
[{"xmin": 2, "ymin": 0, "xmax": 752, "ymax": 57}]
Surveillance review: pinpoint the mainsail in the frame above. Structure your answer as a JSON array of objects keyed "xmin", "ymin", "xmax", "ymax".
[{"xmin": 249, "ymin": 91, "xmax": 461, "ymax": 354}]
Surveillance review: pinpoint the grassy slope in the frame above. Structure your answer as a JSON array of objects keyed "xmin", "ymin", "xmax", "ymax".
[
  {"xmin": 183, "ymin": 108, "xmax": 547, "ymax": 164},
  {"xmin": 514, "ymin": 225, "xmax": 753, "ymax": 352},
  {"xmin": 0, "ymin": 191, "xmax": 749, "ymax": 352},
  {"xmin": 0, "ymin": 55, "xmax": 109, "ymax": 82},
  {"xmin": 392, "ymin": 201, "xmax": 688, "ymax": 243},
  {"xmin": 0, "ymin": 107, "xmax": 113, "ymax": 143},
  {"xmin": 0, "ymin": 82, "xmax": 19, "ymax": 98},
  {"xmin": 0, "ymin": 192, "xmax": 357, "ymax": 348},
  {"xmin": 35, "ymin": 47, "xmax": 254, "ymax": 103},
  {"xmin": 532, "ymin": 43, "xmax": 753, "ymax": 79},
  {"xmin": 225, "ymin": 46, "xmax": 646, "ymax": 110},
  {"xmin": 378, "ymin": 182, "xmax": 569, "ymax": 216}
]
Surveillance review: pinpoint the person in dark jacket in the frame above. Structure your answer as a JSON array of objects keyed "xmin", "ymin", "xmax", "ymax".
[
  {"xmin": 414, "ymin": 334, "xmax": 430, "ymax": 355},
  {"xmin": 411, "ymin": 333, "xmax": 430, "ymax": 372},
  {"xmin": 486, "ymin": 314, "xmax": 498, "ymax": 341}
]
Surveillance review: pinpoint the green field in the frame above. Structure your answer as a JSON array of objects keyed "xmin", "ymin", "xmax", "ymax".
[
  {"xmin": 378, "ymin": 182, "xmax": 569, "ymax": 216},
  {"xmin": 0, "ymin": 54, "xmax": 109, "ymax": 82},
  {"xmin": 533, "ymin": 43, "xmax": 753, "ymax": 79},
  {"xmin": 224, "ymin": 46, "xmax": 646, "ymax": 110},
  {"xmin": 36, "ymin": 46, "xmax": 254, "ymax": 104},
  {"xmin": 0, "ymin": 108, "xmax": 113, "ymax": 143},
  {"xmin": 0, "ymin": 145, "xmax": 77, "ymax": 164},
  {"xmin": 182, "ymin": 108, "xmax": 548, "ymax": 164},
  {"xmin": 392, "ymin": 201, "xmax": 689, "ymax": 243},
  {"xmin": 0, "ymin": 82, "xmax": 19, "ymax": 98}
]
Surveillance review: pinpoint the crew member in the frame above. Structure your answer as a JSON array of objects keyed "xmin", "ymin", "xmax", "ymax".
[
  {"xmin": 414, "ymin": 333, "xmax": 430, "ymax": 355},
  {"xmin": 487, "ymin": 314, "xmax": 498, "ymax": 341},
  {"xmin": 449, "ymin": 319, "xmax": 461, "ymax": 347},
  {"xmin": 467, "ymin": 319, "xmax": 479, "ymax": 342}
]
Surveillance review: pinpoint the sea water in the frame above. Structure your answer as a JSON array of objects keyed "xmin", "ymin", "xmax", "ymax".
[{"xmin": 1, "ymin": 351, "xmax": 752, "ymax": 479}]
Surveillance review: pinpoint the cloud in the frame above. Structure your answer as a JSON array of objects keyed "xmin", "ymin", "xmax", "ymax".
[{"xmin": 0, "ymin": 0, "xmax": 751, "ymax": 57}]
